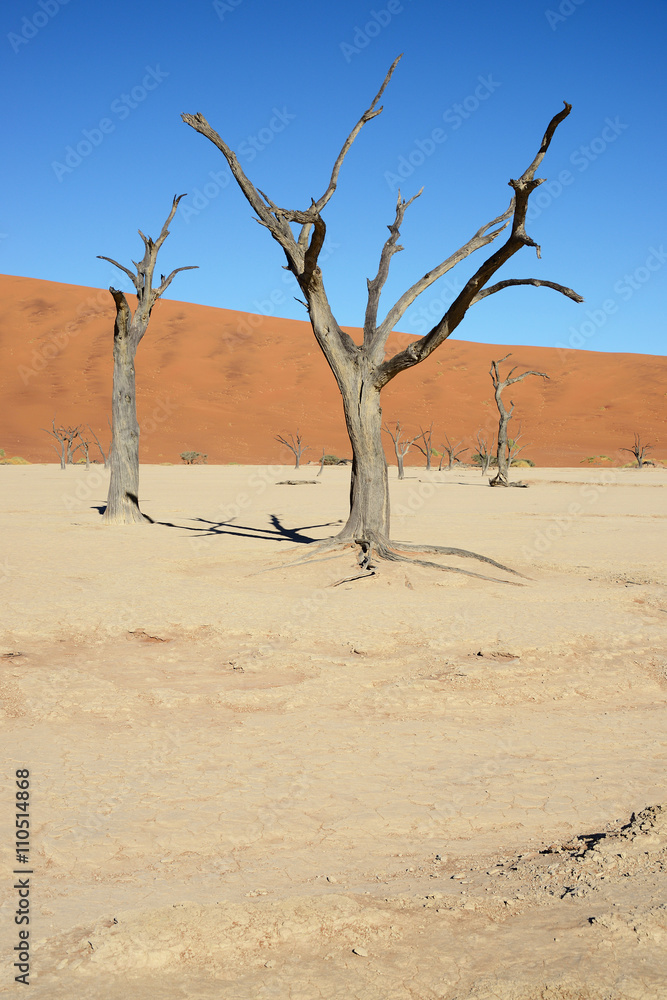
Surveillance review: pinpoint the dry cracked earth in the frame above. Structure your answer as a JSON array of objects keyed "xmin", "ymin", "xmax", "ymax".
[{"xmin": 1, "ymin": 465, "xmax": 666, "ymax": 998}]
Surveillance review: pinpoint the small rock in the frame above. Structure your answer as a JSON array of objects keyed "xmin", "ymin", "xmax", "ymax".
[
  {"xmin": 451, "ymin": 873, "xmax": 466, "ymax": 880},
  {"xmin": 352, "ymin": 946, "xmax": 368, "ymax": 957},
  {"xmin": 264, "ymin": 960, "xmax": 275, "ymax": 968},
  {"xmin": 326, "ymin": 875, "xmax": 337, "ymax": 883}
]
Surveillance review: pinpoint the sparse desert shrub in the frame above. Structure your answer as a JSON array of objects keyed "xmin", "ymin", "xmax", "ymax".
[
  {"xmin": 0, "ymin": 449, "xmax": 4, "ymax": 458},
  {"xmin": 0, "ymin": 456, "xmax": 30, "ymax": 465},
  {"xmin": 180, "ymin": 451, "xmax": 207, "ymax": 465},
  {"xmin": 513, "ymin": 458, "xmax": 535, "ymax": 467},
  {"xmin": 322, "ymin": 454, "xmax": 350, "ymax": 465}
]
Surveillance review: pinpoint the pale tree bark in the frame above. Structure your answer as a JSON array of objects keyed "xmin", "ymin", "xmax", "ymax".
[
  {"xmin": 383, "ymin": 421, "xmax": 419, "ymax": 480},
  {"xmin": 183, "ymin": 58, "xmax": 581, "ymax": 572},
  {"xmin": 475, "ymin": 431, "xmax": 492, "ymax": 475},
  {"xmin": 489, "ymin": 356, "xmax": 548, "ymax": 486},
  {"xmin": 87, "ymin": 422, "xmax": 111, "ymax": 468},
  {"xmin": 43, "ymin": 420, "xmax": 81, "ymax": 470},
  {"xmin": 414, "ymin": 423, "xmax": 434, "ymax": 471},
  {"xmin": 275, "ymin": 430, "xmax": 309, "ymax": 469},
  {"xmin": 98, "ymin": 195, "xmax": 197, "ymax": 524},
  {"xmin": 439, "ymin": 434, "xmax": 469, "ymax": 471}
]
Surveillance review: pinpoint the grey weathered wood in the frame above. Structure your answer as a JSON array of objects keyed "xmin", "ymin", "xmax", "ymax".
[
  {"xmin": 383, "ymin": 421, "xmax": 419, "ymax": 480},
  {"xmin": 275, "ymin": 431, "xmax": 309, "ymax": 469},
  {"xmin": 98, "ymin": 195, "xmax": 197, "ymax": 524},
  {"xmin": 488, "ymin": 355, "xmax": 548, "ymax": 486},
  {"xmin": 414, "ymin": 423, "xmax": 434, "ymax": 471},
  {"xmin": 440, "ymin": 434, "xmax": 469, "ymax": 471},
  {"xmin": 621, "ymin": 433, "xmax": 653, "ymax": 468},
  {"xmin": 183, "ymin": 61, "xmax": 581, "ymax": 551}
]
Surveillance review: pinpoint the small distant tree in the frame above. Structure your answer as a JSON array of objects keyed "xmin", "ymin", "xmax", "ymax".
[
  {"xmin": 43, "ymin": 419, "xmax": 82, "ymax": 470},
  {"xmin": 473, "ymin": 431, "xmax": 492, "ymax": 474},
  {"xmin": 438, "ymin": 434, "xmax": 468, "ymax": 471},
  {"xmin": 180, "ymin": 451, "xmax": 207, "ymax": 464},
  {"xmin": 87, "ymin": 421, "xmax": 111, "ymax": 468},
  {"xmin": 621, "ymin": 433, "xmax": 653, "ymax": 468},
  {"xmin": 74, "ymin": 432, "xmax": 91, "ymax": 470},
  {"xmin": 383, "ymin": 421, "xmax": 419, "ymax": 479},
  {"xmin": 414, "ymin": 423, "xmax": 435, "ymax": 471},
  {"xmin": 275, "ymin": 430, "xmax": 309, "ymax": 468},
  {"xmin": 489, "ymin": 355, "xmax": 548, "ymax": 487},
  {"xmin": 98, "ymin": 194, "xmax": 197, "ymax": 524},
  {"xmin": 507, "ymin": 426, "xmax": 525, "ymax": 469}
]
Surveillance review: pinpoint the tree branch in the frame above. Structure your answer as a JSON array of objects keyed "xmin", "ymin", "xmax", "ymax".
[
  {"xmin": 153, "ymin": 265, "xmax": 199, "ymax": 301},
  {"xmin": 313, "ymin": 54, "xmax": 402, "ymax": 215},
  {"xmin": 96, "ymin": 255, "xmax": 139, "ymax": 290},
  {"xmin": 470, "ymin": 277, "xmax": 583, "ymax": 306},
  {"xmin": 181, "ymin": 112, "xmax": 297, "ymax": 257},
  {"xmin": 375, "ymin": 201, "xmax": 513, "ymax": 348},
  {"xmin": 364, "ymin": 187, "xmax": 422, "ymax": 344},
  {"xmin": 378, "ymin": 102, "xmax": 578, "ymax": 386}
]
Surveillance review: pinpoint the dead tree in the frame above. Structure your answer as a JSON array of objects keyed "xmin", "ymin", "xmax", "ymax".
[
  {"xmin": 439, "ymin": 434, "xmax": 468, "ymax": 471},
  {"xmin": 74, "ymin": 432, "xmax": 91, "ymax": 470},
  {"xmin": 489, "ymin": 356, "xmax": 548, "ymax": 487},
  {"xmin": 275, "ymin": 430, "xmax": 309, "ymax": 468},
  {"xmin": 98, "ymin": 195, "xmax": 197, "ymax": 524},
  {"xmin": 621, "ymin": 433, "xmax": 653, "ymax": 468},
  {"xmin": 414, "ymin": 423, "xmax": 435, "ymax": 471},
  {"xmin": 507, "ymin": 426, "xmax": 526, "ymax": 469},
  {"xmin": 87, "ymin": 422, "xmax": 111, "ymax": 468},
  {"xmin": 475, "ymin": 431, "xmax": 492, "ymax": 475},
  {"xmin": 383, "ymin": 421, "xmax": 419, "ymax": 479},
  {"xmin": 183, "ymin": 58, "xmax": 581, "ymax": 575},
  {"xmin": 43, "ymin": 420, "xmax": 82, "ymax": 469}
]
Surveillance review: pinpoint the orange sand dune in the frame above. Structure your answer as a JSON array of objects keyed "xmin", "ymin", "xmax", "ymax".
[{"xmin": 1, "ymin": 273, "xmax": 665, "ymax": 466}]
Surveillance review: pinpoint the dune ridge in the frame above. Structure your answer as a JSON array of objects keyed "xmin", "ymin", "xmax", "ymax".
[{"xmin": 1, "ymin": 273, "xmax": 665, "ymax": 466}]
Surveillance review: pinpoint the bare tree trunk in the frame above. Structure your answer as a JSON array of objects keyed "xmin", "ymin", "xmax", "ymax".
[
  {"xmin": 98, "ymin": 195, "xmax": 197, "ymax": 525},
  {"xmin": 339, "ymin": 380, "xmax": 389, "ymax": 544},
  {"xmin": 106, "ymin": 323, "xmax": 149, "ymax": 523},
  {"xmin": 491, "ymin": 403, "xmax": 512, "ymax": 486},
  {"xmin": 489, "ymin": 357, "xmax": 547, "ymax": 487}
]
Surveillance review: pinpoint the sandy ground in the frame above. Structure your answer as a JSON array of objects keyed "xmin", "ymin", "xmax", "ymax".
[{"xmin": 1, "ymin": 463, "xmax": 666, "ymax": 999}]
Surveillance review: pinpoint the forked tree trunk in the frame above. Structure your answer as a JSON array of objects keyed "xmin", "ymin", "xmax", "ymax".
[
  {"xmin": 183, "ymin": 68, "xmax": 580, "ymax": 548},
  {"xmin": 338, "ymin": 377, "xmax": 389, "ymax": 543},
  {"xmin": 98, "ymin": 194, "xmax": 196, "ymax": 525}
]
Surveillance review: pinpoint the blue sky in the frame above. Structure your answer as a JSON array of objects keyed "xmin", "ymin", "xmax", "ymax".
[{"xmin": 2, "ymin": 0, "xmax": 666, "ymax": 355}]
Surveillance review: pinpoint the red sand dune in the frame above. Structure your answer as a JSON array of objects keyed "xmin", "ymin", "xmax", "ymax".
[{"xmin": 1, "ymin": 273, "xmax": 665, "ymax": 466}]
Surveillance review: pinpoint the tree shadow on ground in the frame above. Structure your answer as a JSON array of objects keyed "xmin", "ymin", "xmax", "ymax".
[
  {"xmin": 161, "ymin": 512, "xmax": 340, "ymax": 545},
  {"xmin": 91, "ymin": 505, "xmax": 339, "ymax": 544}
]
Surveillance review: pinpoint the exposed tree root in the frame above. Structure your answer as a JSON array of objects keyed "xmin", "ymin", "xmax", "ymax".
[{"xmin": 258, "ymin": 533, "xmax": 525, "ymax": 586}]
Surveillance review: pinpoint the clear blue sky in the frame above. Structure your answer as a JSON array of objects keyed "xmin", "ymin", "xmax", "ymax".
[{"xmin": 2, "ymin": 0, "xmax": 666, "ymax": 355}]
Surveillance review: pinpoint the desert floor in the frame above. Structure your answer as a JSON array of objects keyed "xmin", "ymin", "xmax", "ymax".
[{"xmin": 1, "ymin": 464, "xmax": 666, "ymax": 999}]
